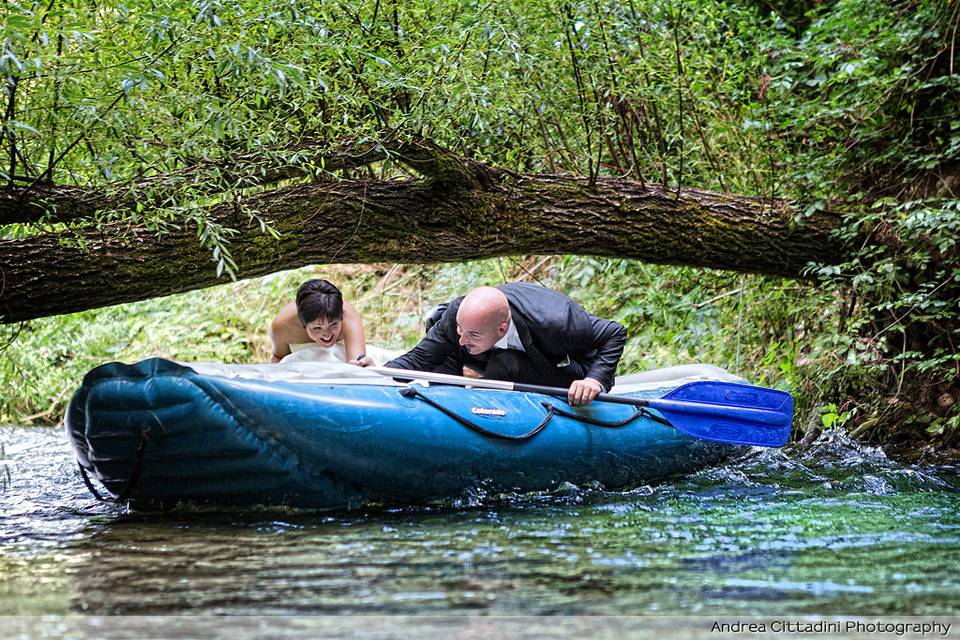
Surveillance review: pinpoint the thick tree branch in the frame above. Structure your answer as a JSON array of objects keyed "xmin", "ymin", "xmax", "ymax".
[{"xmin": 0, "ymin": 154, "xmax": 847, "ymax": 323}]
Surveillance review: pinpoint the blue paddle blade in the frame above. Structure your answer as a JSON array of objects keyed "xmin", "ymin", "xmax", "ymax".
[{"xmin": 647, "ymin": 381, "xmax": 794, "ymax": 447}]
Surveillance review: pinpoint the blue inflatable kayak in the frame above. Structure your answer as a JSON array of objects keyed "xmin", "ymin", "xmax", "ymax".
[{"xmin": 65, "ymin": 358, "xmax": 762, "ymax": 510}]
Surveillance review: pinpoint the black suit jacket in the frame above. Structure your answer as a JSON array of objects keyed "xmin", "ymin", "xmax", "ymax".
[{"xmin": 387, "ymin": 282, "xmax": 627, "ymax": 390}]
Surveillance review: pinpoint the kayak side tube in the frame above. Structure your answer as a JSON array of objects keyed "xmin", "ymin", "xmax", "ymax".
[{"xmin": 65, "ymin": 358, "xmax": 745, "ymax": 509}]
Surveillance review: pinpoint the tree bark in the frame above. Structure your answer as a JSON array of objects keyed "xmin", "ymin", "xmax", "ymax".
[{"xmin": 0, "ymin": 161, "xmax": 846, "ymax": 324}]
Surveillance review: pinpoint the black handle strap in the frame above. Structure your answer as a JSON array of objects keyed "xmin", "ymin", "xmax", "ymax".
[
  {"xmin": 401, "ymin": 387, "xmax": 557, "ymax": 441},
  {"xmin": 400, "ymin": 388, "xmax": 652, "ymax": 441},
  {"xmin": 78, "ymin": 427, "xmax": 151, "ymax": 504},
  {"xmin": 542, "ymin": 402, "xmax": 652, "ymax": 427}
]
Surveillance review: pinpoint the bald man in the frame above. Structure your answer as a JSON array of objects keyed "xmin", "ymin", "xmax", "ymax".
[{"xmin": 386, "ymin": 283, "xmax": 627, "ymax": 405}]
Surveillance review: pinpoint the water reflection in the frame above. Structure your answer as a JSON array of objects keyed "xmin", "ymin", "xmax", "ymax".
[{"xmin": 1, "ymin": 426, "xmax": 958, "ymax": 616}]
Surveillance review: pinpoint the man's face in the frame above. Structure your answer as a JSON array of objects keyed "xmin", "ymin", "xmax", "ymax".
[{"xmin": 456, "ymin": 314, "xmax": 505, "ymax": 355}]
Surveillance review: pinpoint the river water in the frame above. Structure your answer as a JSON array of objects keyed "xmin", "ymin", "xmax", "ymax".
[{"xmin": 1, "ymin": 425, "xmax": 959, "ymax": 629}]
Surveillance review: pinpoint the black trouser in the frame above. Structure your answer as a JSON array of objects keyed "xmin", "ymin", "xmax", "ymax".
[{"xmin": 433, "ymin": 348, "xmax": 586, "ymax": 388}]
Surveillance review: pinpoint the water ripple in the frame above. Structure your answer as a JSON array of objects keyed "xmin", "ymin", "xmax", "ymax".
[{"xmin": 1, "ymin": 425, "xmax": 958, "ymax": 616}]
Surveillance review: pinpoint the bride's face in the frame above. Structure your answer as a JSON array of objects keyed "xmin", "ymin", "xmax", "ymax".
[{"xmin": 304, "ymin": 316, "xmax": 342, "ymax": 348}]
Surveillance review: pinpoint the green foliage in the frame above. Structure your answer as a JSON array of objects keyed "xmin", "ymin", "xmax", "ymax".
[
  {"xmin": 2, "ymin": 0, "xmax": 783, "ymax": 193},
  {"xmin": 758, "ymin": 0, "xmax": 960, "ymax": 443},
  {"xmin": 821, "ymin": 402, "xmax": 857, "ymax": 430},
  {"xmin": 2, "ymin": 0, "xmax": 958, "ymax": 451}
]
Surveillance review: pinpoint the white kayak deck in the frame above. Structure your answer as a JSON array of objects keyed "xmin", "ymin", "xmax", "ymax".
[{"xmin": 180, "ymin": 359, "xmax": 744, "ymax": 394}]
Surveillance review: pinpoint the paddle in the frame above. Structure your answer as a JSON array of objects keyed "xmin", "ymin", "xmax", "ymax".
[{"xmin": 369, "ymin": 366, "xmax": 793, "ymax": 447}]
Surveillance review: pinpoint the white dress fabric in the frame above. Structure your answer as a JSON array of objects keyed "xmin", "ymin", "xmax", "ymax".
[
  {"xmin": 182, "ymin": 355, "xmax": 739, "ymax": 392},
  {"xmin": 279, "ymin": 341, "xmax": 401, "ymax": 366}
]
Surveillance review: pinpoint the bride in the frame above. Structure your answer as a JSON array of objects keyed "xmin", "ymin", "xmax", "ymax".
[{"xmin": 268, "ymin": 279, "xmax": 396, "ymax": 366}]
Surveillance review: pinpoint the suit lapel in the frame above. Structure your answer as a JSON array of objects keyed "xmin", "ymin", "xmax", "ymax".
[{"xmin": 511, "ymin": 307, "xmax": 554, "ymax": 372}]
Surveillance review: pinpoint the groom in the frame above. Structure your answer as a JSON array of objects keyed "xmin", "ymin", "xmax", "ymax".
[{"xmin": 386, "ymin": 282, "xmax": 626, "ymax": 405}]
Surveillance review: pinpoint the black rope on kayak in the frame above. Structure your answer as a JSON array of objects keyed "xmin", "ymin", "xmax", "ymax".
[
  {"xmin": 77, "ymin": 463, "xmax": 108, "ymax": 502},
  {"xmin": 77, "ymin": 427, "xmax": 151, "ymax": 504},
  {"xmin": 541, "ymin": 402, "xmax": 649, "ymax": 427},
  {"xmin": 399, "ymin": 388, "xmax": 656, "ymax": 441},
  {"xmin": 400, "ymin": 387, "xmax": 557, "ymax": 441}
]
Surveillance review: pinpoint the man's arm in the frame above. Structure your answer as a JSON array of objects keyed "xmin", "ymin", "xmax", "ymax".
[
  {"xmin": 386, "ymin": 302, "xmax": 460, "ymax": 372},
  {"xmin": 558, "ymin": 299, "xmax": 627, "ymax": 396},
  {"xmin": 565, "ymin": 315, "xmax": 625, "ymax": 405},
  {"xmin": 581, "ymin": 315, "xmax": 627, "ymax": 391}
]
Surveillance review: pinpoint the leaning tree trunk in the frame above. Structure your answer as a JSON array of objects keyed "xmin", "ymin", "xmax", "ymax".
[{"xmin": 0, "ymin": 167, "xmax": 846, "ymax": 324}]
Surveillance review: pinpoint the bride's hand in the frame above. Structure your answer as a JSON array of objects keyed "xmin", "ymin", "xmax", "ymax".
[{"xmin": 349, "ymin": 353, "xmax": 373, "ymax": 367}]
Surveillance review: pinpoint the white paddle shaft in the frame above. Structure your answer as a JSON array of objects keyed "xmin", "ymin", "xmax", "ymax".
[{"xmin": 369, "ymin": 366, "xmax": 517, "ymax": 391}]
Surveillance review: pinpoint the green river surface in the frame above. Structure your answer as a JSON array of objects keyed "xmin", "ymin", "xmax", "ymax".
[{"xmin": 1, "ymin": 425, "xmax": 958, "ymax": 637}]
